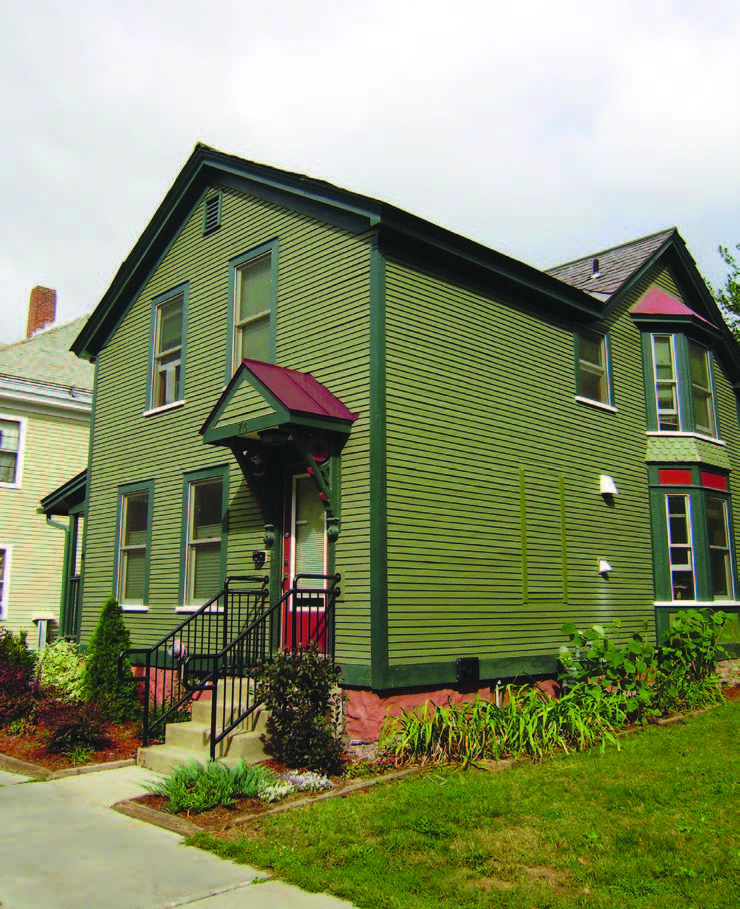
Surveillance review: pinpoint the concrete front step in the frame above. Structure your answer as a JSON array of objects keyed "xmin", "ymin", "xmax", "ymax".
[{"xmin": 138, "ymin": 729, "xmax": 268, "ymax": 774}]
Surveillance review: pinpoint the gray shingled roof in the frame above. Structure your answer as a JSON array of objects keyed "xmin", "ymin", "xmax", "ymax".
[
  {"xmin": 547, "ymin": 228, "xmax": 676, "ymax": 297},
  {"xmin": 0, "ymin": 316, "xmax": 94, "ymax": 391}
]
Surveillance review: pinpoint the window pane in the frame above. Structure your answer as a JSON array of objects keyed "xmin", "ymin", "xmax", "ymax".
[
  {"xmin": 123, "ymin": 551, "xmax": 146, "ymax": 601},
  {"xmin": 688, "ymin": 341, "xmax": 715, "ymax": 436},
  {"xmin": 653, "ymin": 336, "xmax": 674, "ymax": 376},
  {"xmin": 237, "ymin": 256, "xmax": 271, "ymax": 321},
  {"xmin": 124, "ymin": 493, "xmax": 149, "ymax": 546},
  {"xmin": 706, "ymin": 498, "xmax": 728, "ymax": 546},
  {"xmin": 580, "ymin": 334, "xmax": 602, "ymax": 366},
  {"xmin": 688, "ymin": 341, "xmax": 710, "ymax": 387},
  {"xmin": 193, "ymin": 480, "xmax": 222, "ymax": 539},
  {"xmin": 0, "ymin": 452, "xmax": 17, "ymax": 484},
  {"xmin": 237, "ymin": 315, "xmax": 271, "ymax": 363},
  {"xmin": 0, "ymin": 419, "xmax": 20, "ymax": 452},
  {"xmin": 710, "ymin": 550, "xmax": 731, "ymax": 598},
  {"xmin": 192, "ymin": 542, "xmax": 222, "ymax": 600},
  {"xmin": 158, "ymin": 296, "xmax": 183, "ymax": 352},
  {"xmin": 671, "ymin": 570, "xmax": 695, "ymax": 600}
]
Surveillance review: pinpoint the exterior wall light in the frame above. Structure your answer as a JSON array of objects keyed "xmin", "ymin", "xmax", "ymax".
[
  {"xmin": 600, "ymin": 475, "xmax": 619, "ymax": 496},
  {"xmin": 598, "ymin": 559, "xmax": 613, "ymax": 575}
]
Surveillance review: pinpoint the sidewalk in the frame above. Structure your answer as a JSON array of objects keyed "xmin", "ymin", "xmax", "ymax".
[{"xmin": 0, "ymin": 763, "xmax": 353, "ymax": 908}]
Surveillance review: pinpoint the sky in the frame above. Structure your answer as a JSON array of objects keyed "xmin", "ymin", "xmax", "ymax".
[{"xmin": 1, "ymin": 0, "xmax": 739, "ymax": 344}]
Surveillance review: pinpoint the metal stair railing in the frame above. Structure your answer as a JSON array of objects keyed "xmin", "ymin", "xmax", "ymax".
[
  {"xmin": 207, "ymin": 572, "xmax": 341, "ymax": 761},
  {"xmin": 120, "ymin": 575, "xmax": 269, "ymax": 747}
]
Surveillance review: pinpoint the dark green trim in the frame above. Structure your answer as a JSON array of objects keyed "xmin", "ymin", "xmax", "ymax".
[
  {"xmin": 202, "ymin": 189, "xmax": 222, "ymax": 236},
  {"xmin": 369, "ymin": 236, "xmax": 388, "ymax": 689},
  {"xmin": 179, "ymin": 464, "xmax": 230, "ymax": 606},
  {"xmin": 146, "ymin": 282, "xmax": 189, "ymax": 411},
  {"xmin": 224, "ymin": 239, "xmax": 278, "ymax": 383},
  {"xmin": 654, "ymin": 603, "xmax": 740, "ymax": 646},
  {"xmin": 114, "ymin": 479, "xmax": 155, "ymax": 606},
  {"xmin": 77, "ymin": 360, "xmax": 98, "ymax": 640},
  {"xmin": 338, "ymin": 663, "xmax": 372, "ymax": 686},
  {"xmin": 40, "ymin": 468, "xmax": 88, "ymax": 516}
]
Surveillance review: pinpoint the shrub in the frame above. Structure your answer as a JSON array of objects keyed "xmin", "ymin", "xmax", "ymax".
[
  {"xmin": 38, "ymin": 639, "xmax": 86, "ymax": 701},
  {"xmin": 0, "ymin": 628, "xmax": 37, "ymax": 678},
  {"xmin": 256, "ymin": 644, "xmax": 343, "ymax": 775},
  {"xmin": 144, "ymin": 759, "xmax": 277, "ymax": 814},
  {"xmin": 38, "ymin": 700, "xmax": 109, "ymax": 754},
  {"xmin": 0, "ymin": 665, "xmax": 41, "ymax": 727},
  {"xmin": 83, "ymin": 596, "xmax": 141, "ymax": 723}
]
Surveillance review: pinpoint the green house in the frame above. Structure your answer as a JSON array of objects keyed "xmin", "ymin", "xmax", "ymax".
[{"xmin": 67, "ymin": 145, "xmax": 739, "ymax": 739}]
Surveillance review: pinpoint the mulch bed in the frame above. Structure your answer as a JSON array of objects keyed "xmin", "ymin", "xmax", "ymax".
[{"xmin": 0, "ymin": 722, "xmax": 140, "ymax": 773}]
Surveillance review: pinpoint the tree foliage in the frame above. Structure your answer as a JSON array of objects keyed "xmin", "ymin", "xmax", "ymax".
[{"xmin": 711, "ymin": 243, "xmax": 740, "ymax": 339}]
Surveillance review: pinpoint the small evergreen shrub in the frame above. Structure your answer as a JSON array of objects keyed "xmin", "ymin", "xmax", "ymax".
[
  {"xmin": 0, "ymin": 628, "xmax": 37, "ymax": 678},
  {"xmin": 256, "ymin": 644, "xmax": 343, "ymax": 775},
  {"xmin": 145, "ymin": 759, "xmax": 278, "ymax": 814},
  {"xmin": 83, "ymin": 596, "xmax": 141, "ymax": 723},
  {"xmin": 38, "ymin": 639, "xmax": 86, "ymax": 701},
  {"xmin": 39, "ymin": 700, "xmax": 109, "ymax": 755}
]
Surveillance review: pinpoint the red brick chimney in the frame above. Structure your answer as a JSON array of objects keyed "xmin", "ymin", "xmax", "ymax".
[{"xmin": 26, "ymin": 286, "xmax": 57, "ymax": 338}]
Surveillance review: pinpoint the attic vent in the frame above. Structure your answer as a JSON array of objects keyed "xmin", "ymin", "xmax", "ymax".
[
  {"xmin": 203, "ymin": 193, "xmax": 221, "ymax": 235},
  {"xmin": 591, "ymin": 258, "xmax": 601, "ymax": 279}
]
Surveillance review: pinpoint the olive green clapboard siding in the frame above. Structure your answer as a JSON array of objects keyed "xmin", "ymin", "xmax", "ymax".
[
  {"xmin": 0, "ymin": 407, "xmax": 89, "ymax": 645},
  {"xmin": 383, "ymin": 258, "xmax": 662, "ymax": 671},
  {"xmin": 81, "ymin": 185, "xmax": 373, "ymax": 663},
  {"xmin": 212, "ymin": 382, "xmax": 278, "ymax": 430}
]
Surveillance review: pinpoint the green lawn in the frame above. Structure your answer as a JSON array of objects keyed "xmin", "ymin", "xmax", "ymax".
[{"xmin": 190, "ymin": 702, "xmax": 739, "ymax": 909}]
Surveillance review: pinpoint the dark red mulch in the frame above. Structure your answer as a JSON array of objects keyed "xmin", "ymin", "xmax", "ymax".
[{"xmin": 0, "ymin": 723, "xmax": 140, "ymax": 772}]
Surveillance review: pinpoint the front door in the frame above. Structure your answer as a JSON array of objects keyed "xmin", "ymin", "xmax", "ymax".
[{"xmin": 282, "ymin": 473, "xmax": 328, "ymax": 649}]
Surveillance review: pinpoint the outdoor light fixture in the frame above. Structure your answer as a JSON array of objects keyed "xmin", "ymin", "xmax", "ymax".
[
  {"xmin": 600, "ymin": 475, "xmax": 619, "ymax": 496},
  {"xmin": 598, "ymin": 559, "xmax": 613, "ymax": 576},
  {"xmin": 259, "ymin": 428, "xmax": 291, "ymax": 446}
]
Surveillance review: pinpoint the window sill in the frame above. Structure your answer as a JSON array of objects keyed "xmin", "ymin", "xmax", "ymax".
[
  {"xmin": 120, "ymin": 604, "xmax": 149, "ymax": 613},
  {"xmin": 0, "ymin": 482, "xmax": 21, "ymax": 490},
  {"xmin": 646, "ymin": 431, "xmax": 726, "ymax": 447},
  {"xmin": 654, "ymin": 599, "xmax": 740, "ymax": 608},
  {"xmin": 142, "ymin": 400, "xmax": 185, "ymax": 417},
  {"xmin": 174, "ymin": 604, "xmax": 225, "ymax": 614},
  {"xmin": 575, "ymin": 396, "xmax": 618, "ymax": 414}
]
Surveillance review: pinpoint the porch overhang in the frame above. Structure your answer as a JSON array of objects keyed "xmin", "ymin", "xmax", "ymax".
[
  {"xmin": 199, "ymin": 359, "xmax": 359, "ymax": 446},
  {"xmin": 39, "ymin": 468, "xmax": 88, "ymax": 517}
]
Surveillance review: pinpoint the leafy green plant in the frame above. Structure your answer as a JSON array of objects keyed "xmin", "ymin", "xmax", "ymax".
[
  {"xmin": 256, "ymin": 644, "xmax": 343, "ymax": 775},
  {"xmin": 145, "ymin": 759, "xmax": 278, "ymax": 814},
  {"xmin": 83, "ymin": 596, "xmax": 141, "ymax": 722},
  {"xmin": 559, "ymin": 620, "xmax": 656, "ymax": 722},
  {"xmin": 38, "ymin": 639, "xmax": 86, "ymax": 701},
  {"xmin": 70, "ymin": 745, "xmax": 95, "ymax": 765},
  {"xmin": 39, "ymin": 700, "xmax": 109, "ymax": 754}
]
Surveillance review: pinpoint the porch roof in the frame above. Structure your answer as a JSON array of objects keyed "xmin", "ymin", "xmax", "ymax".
[
  {"xmin": 40, "ymin": 468, "xmax": 88, "ymax": 516},
  {"xmin": 199, "ymin": 359, "xmax": 359, "ymax": 445}
]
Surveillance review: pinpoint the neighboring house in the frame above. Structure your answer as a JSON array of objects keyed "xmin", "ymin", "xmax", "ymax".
[
  {"xmin": 67, "ymin": 145, "xmax": 740, "ymax": 735},
  {"xmin": 0, "ymin": 288, "xmax": 93, "ymax": 647}
]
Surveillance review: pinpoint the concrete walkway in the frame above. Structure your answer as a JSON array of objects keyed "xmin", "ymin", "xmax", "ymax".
[{"xmin": 0, "ymin": 765, "xmax": 353, "ymax": 908}]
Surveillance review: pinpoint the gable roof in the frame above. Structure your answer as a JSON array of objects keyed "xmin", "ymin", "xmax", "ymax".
[
  {"xmin": 0, "ymin": 315, "xmax": 94, "ymax": 391},
  {"xmin": 547, "ymin": 228, "xmax": 676, "ymax": 297},
  {"xmin": 242, "ymin": 360, "xmax": 359, "ymax": 422},
  {"xmin": 631, "ymin": 286, "xmax": 718, "ymax": 330},
  {"xmin": 72, "ymin": 144, "xmax": 600, "ymax": 361}
]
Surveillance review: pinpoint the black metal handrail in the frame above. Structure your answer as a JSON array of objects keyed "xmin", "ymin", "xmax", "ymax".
[
  {"xmin": 120, "ymin": 575, "xmax": 269, "ymax": 747},
  {"xmin": 207, "ymin": 572, "xmax": 341, "ymax": 760}
]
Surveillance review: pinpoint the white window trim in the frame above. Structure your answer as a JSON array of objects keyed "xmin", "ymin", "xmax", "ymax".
[
  {"xmin": 575, "ymin": 396, "xmax": 618, "ymax": 414},
  {"xmin": 120, "ymin": 605, "xmax": 150, "ymax": 613},
  {"xmin": 646, "ymin": 431, "xmax": 726, "ymax": 447},
  {"xmin": 652, "ymin": 333, "xmax": 682, "ymax": 433},
  {"xmin": 0, "ymin": 414, "xmax": 27, "ymax": 489},
  {"xmin": 577, "ymin": 331, "xmax": 612, "ymax": 408},
  {"xmin": 665, "ymin": 493, "xmax": 697, "ymax": 603},
  {"xmin": 655, "ymin": 600, "xmax": 740, "ymax": 608},
  {"xmin": 0, "ymin": 543, "xmax": 12, "ymax": 619},
  {"xmin": 707, "ymin": 495, "xmax": 735, "ymax": 601},
  {"xmin": 151, "ymin": 293, "xmax": 185, "ymax": 410},
  {"xmin": 142, "ymin": 400, "xmax": 186, "ymax": 418}
]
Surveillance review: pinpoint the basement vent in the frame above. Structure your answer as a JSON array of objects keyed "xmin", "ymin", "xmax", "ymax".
[{"xmin": 203, "ymin": 193, "xmax": 221, "ymax": 235}]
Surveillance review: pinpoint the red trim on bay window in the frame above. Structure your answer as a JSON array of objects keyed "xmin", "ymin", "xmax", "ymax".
[
  {"xmin": 659, "ymin": 469, "xmax": 693, "ymax": 486},
  {"xmin": 701, "ymin": 472, "xmax": 728, "ymax": 491}
]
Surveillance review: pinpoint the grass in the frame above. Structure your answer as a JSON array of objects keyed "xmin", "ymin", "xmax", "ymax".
[{"xmin": 189, "ymin": 702, "xmax": 739, "ymax": 909}]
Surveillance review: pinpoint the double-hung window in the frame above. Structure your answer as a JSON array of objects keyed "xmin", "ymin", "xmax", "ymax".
[
  {"xmin": 665, "ymin": 495, "xmax": 695, "ymax": 600},
  {"xmin": 151, "ymin": 292, "xmax": 185, "ymax": 408},
  {"xmin": 0, "ymin": 546, "xmax": 10, "ymax": 619},
  {"xmin": 184, "ymin": 473, "xmax": 226, "ymax": 605},
  {"xmin": 649, "ymin": 334, "xmax": 718, "ymax": 437},
  {"xmin": 229, "ymin": 244, "xmax": 276, "ymax": 374},
  {"xmin": 0, "ymin": 417, "xmax": 23, "ymax": 486},
  {"xmin": 117, "ymin": 486, "xmax": 152, "ymax": 607},
  {"xmin": 576, "ymin": 331, "xmax": 611, "ymax": 406},
  {"xmin": 706, "ymin": 495, "xmax": 733, "ymax": 599}
]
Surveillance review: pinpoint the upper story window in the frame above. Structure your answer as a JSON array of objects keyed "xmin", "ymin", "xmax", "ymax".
[
  {"xmin": 649, "ymin": 334, "xmax": 718, "ymax": 438},
  {"xmin": 228, "ymin": 242, "xmax": 277, "ymax": 377},
  {"xmin": 152, "ymin": 293, "xmax": 184, "ymax": 408},
  {"xmin": 117, "ymin": 485, "xmax": 152, "ymax": 607},
  {"xmin": 0, "ymin": 417, "xmax": 24, "ymax": 487},
  {"xmin": 576, "ymin": 330, "xmax": 612, "ymax": 406}
]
